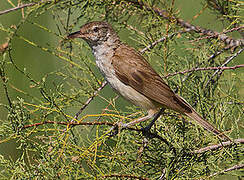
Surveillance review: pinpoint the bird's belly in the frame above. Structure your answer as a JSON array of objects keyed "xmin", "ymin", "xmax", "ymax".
[
  {"xmin": 107, "ymin": 75, "xmax": 157, "ymax": 110},
  {"xmin": 95, "ymin": 55, "xmax": 158, "ymax": 110}
]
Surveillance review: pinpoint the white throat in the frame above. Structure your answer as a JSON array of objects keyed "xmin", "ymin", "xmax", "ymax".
[{"xmin": 90, "ymin": 37, "xmax": 119, "ymax": 79}]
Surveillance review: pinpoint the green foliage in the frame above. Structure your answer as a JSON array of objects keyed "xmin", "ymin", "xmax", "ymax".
[{"xmin": 0, "ymin": 0, "xmax": 243, "ymax": 179}]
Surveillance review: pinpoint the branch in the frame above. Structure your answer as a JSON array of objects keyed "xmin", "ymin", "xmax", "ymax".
[
  {"xmin": 164, "ymin": 64, "xmax": 244, "ymax": 78},
  {"xmin": 126, "ymin": 0, "xmax": 244, "ymax": 49},
  {"xmin": 0, "ymin": 0, "xmax": 53, "ymax": 16},
  {"xmin": 103, "ymin": 174, "xmax": 149, "ymax": 180},
  {"xmin": 193, "ymin": 138, "xmax": 244, "ymax": 154},
  {"xmin": 73, "ymin": 81, "xmax": 108, "ymax": 121},
  {"xmin": 22, "ymin": 119, "xmax": 160, "ymax": 136},
  {"xmin": 140, "ymin": 29, "xmax": 192, "ymax": 53},
  {"xmin": 22, "ymin": 120, "xmax": 114, "ymax": 129},
  {"xmin": 0, "ymin": 3, "xmax": 36, "ymax": 16},
  {"xmin": 0, "ymin": 55, "xmax": 12, "ymax": 109},
  {"xmin": 190, "ymin": 26, "xmax": 244, "ymax": 43},
  {"xmin": 22, "ymin": 118, "xmax": 172, "ymax": 148},
  {"xmin": 180, "ymin": 50, "xmax": 223, "ymax": 82},
  {"xmin": 207, "ymin": 164, "xmax": 244, "ymax": 179},
  {"xmin": 204, "ymin": 48, "xmax": 244, "ymax": 87}
]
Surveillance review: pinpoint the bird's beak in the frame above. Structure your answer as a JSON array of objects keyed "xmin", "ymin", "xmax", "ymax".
[{"xmin": 67, "ymin": 30, "xmax": 82, "ymax": 39}]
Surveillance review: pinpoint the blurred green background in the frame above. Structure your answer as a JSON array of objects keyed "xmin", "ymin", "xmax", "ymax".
[
  {"xmin": 0, "ymin": 0, "xmax": 243, "ymax": 160},
  {"xmin": 0, "ymin": 0, "xmax": 243, "ymax": 179}
]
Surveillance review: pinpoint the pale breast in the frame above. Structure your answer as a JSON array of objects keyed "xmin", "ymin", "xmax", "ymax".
[
  {"xmin": 108, "ymin": 75, "xmax": 158, "ymax": 110},
  {"xmin": 93, "ymin": 46, "xmax": 157, "ymax": 110}
]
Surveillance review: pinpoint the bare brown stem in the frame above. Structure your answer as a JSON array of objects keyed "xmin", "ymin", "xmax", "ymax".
[
  {"xmin": 73, "ymin": 81, "xmax": 108, "ymax": 121},
  {"xmin": 204, "ymin": 48, "xmax": 244, "ymax": 87},
  {"xmin": 102, "ymin": 174, "xmax": 149, "ymax": 180},
  {"xmin": 193, "ymin": 138, "xmax": 244, "ymax": 154},
  {"xmin": 165, "ymin": 64, "xmax": 244, "ymax": 78},
  {"xmin": 206, "ymin": 164, "xmax": 244, "ymax": 179},
  {"xmin": 140, "ymin": 29, "xmax": 192, "ymax": 53},
  {"xmin": 23, "ymin": 120, "xmax": 114, "ymax": 129},
  {"xmin": 0, "ymin": 0, "xmax": 53, "ymax": 16},
  {"xmin": 125, "ymin": 0, "xmax": 244, "ymax": 49},
  {"xmin": 0, "ymin": 3, "xmax": 36, "ymax": 16}
]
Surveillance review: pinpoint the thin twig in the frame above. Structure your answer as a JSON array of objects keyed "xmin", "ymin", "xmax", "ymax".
[
  {"xmin": 140, "ymin": 29, "xmax": 192, "ymax": 53},
  {"xmin": 22, "ymin": 119, "xmax": 139, "ymax": 134},
  {"xmin": 181, "ymin": 50, "xmax": 223, "ymax": 82},
  {"xmin": 206, "ymin": 164, "xmax": 244, "ymax": 179},
  {"xmin": 73, "ymin": 81, "xmax": 108, "ymax": 121},
  {"xmin": 23, "ymin": 121, "xmax": 114, "ymax": 129},
  {"xmin": 165, "ymin": 64, "xmax": 244, "ymax": 78},
  {"xmin": 204, "ymin": 48, "xmax": 244, "ymax": 88},
  {"xmin": 94, "ymin": 95, "xmax": 119, "ymax": 122},
  {"xmin": 193, "ymin": 138, "xmax": 244, "ymax": 154},
  {"xmin": 102, "ymin": 174, "xmax": 149, "ymax": 180},
  {"xmin": 0, "ymin": 0, "xmax": 53, "ymax": 16},
  {"xmin": 189, "ymin": 26, "xmax": 244, "ymax": 43},
  {"xmin": 0, "ymin": 3, "xmax": 36, "ymax": 16},
  {"xmin": 22, "ymin": 119, "xmax": 171, "ymax": 144},
  {"xmin": 126, "ymin": 0, "xmax": 244, "ymax": 49}
]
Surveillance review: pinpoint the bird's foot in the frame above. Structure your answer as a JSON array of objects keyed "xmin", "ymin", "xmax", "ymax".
[
  {"xmin": 140, "ymin": 125, "xmax": 156, "ymax": 138},
  {"xmin": 140, "ymin": 108, "xmax": 166, "ymax": 137},
  {"xmin": 108, "ymin": 122, "xmax": 126, "ymax": 137}
]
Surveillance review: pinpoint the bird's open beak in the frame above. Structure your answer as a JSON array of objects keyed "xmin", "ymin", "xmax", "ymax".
[{"xmin": 67, "ymin": 31, "xmax": 81, "ymax": 39}]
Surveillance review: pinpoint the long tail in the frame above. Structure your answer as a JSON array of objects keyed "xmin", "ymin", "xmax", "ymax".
[
  {"xmin": 174, "ymin": 94, "xmax": 230, "ymax": 141},
  {"xmin": 185, "ymin": 110, "xmax": 230, "ymax": 141}
]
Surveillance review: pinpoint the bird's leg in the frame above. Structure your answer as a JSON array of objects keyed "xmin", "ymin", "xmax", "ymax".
[
  {"xmin": 121, "ymin": 108, "xmax": 165, "ymax": 128},
  {"xmin": 109, "ymin": 108, "xmax": 164, "ymax": 136},
  {"xmin": 108, "ymin": 111, "xmax": 155, "ymax": 137},
  {"xmin": 141, "ymin": 107, "xmax": 165, "ymax": 132},
  {"xmin": 121, "ymin": 113, "xmax": 154, "ymax": 128}
]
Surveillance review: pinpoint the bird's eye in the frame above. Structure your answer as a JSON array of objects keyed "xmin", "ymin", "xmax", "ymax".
[{"xmin": 93, "ymin": 27, "xmax": 99, "ymax": 32}]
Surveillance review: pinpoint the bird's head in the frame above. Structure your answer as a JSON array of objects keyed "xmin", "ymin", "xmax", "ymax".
[{"xmin": 68, "ymin": 21, "xmax": 118, "ymax": 46}]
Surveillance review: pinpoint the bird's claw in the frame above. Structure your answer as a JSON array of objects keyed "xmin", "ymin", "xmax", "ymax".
[
  {"xmin": 108, "ymin": 122, "xmax": 126, "ymax": 137},
  {"xmin": 140, "ymin": 126, "xmax": 155, "ymax": 138}
]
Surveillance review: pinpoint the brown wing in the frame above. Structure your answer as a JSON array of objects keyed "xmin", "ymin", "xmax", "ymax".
[{"xmin": 112, "ymin": 44, "xmax": 192, "ymax": 114}]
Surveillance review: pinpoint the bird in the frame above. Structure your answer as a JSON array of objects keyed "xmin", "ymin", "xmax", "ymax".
[{"xmin": 68, "ymin": 21, "xmax": 229, "ymax": 141}]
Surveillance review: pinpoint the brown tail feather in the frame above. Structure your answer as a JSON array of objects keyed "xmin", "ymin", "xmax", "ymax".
[
  {"xmin": 174, "ymin": 94, "xmax": 230, "ymax": 141},
  {"xmin": 185, "ymin": 110, "xmax": 230, "ymax": 141}
]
